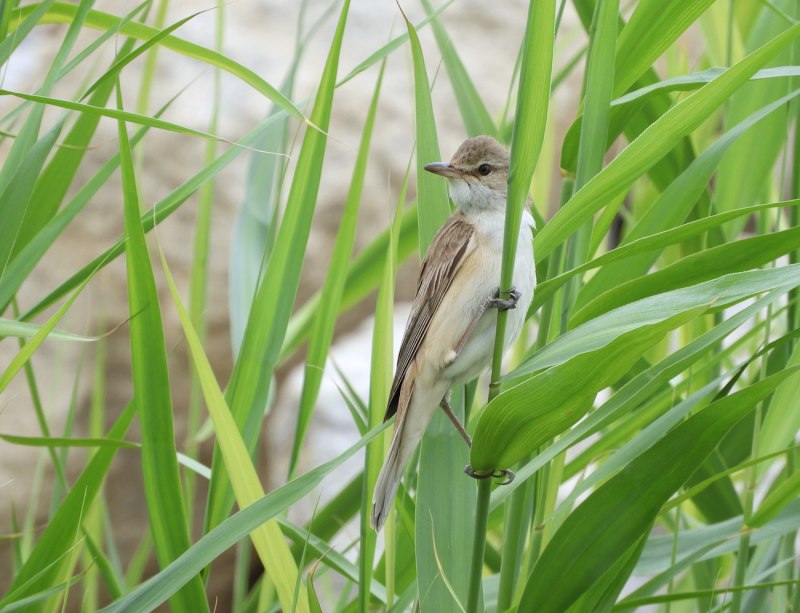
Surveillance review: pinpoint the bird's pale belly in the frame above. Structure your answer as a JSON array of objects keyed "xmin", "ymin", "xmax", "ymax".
[{"xmin": 439, "ymin": 232, "xmax": 534, "ymax": 383}]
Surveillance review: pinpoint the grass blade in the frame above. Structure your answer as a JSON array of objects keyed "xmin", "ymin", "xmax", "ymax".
[
  {"xmin": 159, "ymin": 247, "xmax": 308, "ymax": 613},
  {"xmin": 116, "ymin": 86, "xmax": 208, "ymax": 611}
]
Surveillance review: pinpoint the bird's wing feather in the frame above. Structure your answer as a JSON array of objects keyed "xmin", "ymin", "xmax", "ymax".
[{"xmin": 384, "ymin": 214, "xmax": 476, "ymax": 421}]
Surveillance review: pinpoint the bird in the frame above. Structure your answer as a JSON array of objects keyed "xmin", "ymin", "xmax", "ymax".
[{"xmin": 370, "ymin": 135, "xmax": 536, "ymax": 531}]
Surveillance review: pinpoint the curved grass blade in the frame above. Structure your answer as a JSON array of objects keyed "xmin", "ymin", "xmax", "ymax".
[
  {"xmin": 116, "ymin": 87, "xmax": 208, "ymax": 611},
  {"xmin": 0, "ymin": 89, "xmax": 250, "ymax": 146},
  {"xmin": 98, "ymin": 423, "xmax": 389, "ymax": 613},
  {"xmin": 572, "ymin": 225, "xmax": 800, "ymax": 325},
  {"xmin": 0, "ymin": 435, "xmax": 138, "ymax": 448},
  {"xmin": 0, "ymin": 318, "xmax": 104, "ymax": 342},
  {"xmin": 530, "ymin": 199, "xmax": 800, "ymax": 314},
  {"xmin": 535, "ymin": 21, "xmax": 800, "ymax": 262},
  {"xmin": 291, "ymin": 60, "xmax": 385, "ymax": 476},
  {"xmin": 420, "ymin": 0, "xmax": 496, "ymax": 137},
  {"xmin": 0, "ymin": 403, "xmax": 136, "ymax": 607},
  {"xmin": 204, "ymin": 0, "xmax": 351, "ymax": 536},
  {"xmin": 159, "ymin": 247, "xmax": 308, "ymax": 613},
  {"xmin": 519, "ymin": 368, "xmax": 799, "ymax": 613},
  {"xmin": 13, "ymin": 2, "xmax": 307, "ymax": 124}
]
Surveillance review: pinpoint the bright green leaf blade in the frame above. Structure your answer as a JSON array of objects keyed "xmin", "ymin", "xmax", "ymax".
[
  {"xmin": 159, "ymin": 247, "xmax": 308, "ymax": 613},
  {"xmin": 613, "ymin": 0, "xmax": 716, "ymax": 96},
  {"xmin": 14, "ymin": 2, "xmax": 307, "ymax": 123},
  {"xmin": 0, "ymin": 318, "xmax": 103, "ymax": 342},
  {"xmin": 420, "ymin": 0, "xmax": 496, "ymax": 137},
  {"xmin": 0, "ymin": 403, "xmax": 136, "ymax": 606},
  {"xmin": 572, "ymin": 225, "xmax": 800, "ymax": 325},
  {"xmin": 116, "ymin": 88, "xmax": 208, "ymax": 611},
  {"xmin": 0, "ymin": 435, "xmax": 137, "ymax": 448},
  {"xmin": 535, "ymin": 21, "xmax": 800, "ymax": 262},
  {"xmin": 404, "ymin": 11, "xmax": 449, "ymax": 255},
  {"xmin": 519, "ymin": 368, "xmax": 799, "ymax": 613},
  {"xmin": 98, "ymin": 423, "xmax": 389, "ymax": 613},
  {"xmin": 291, "ymin": 61, "xmax": 385, "ymax": 475},
  {"xmin": 204, "ymin": 0, "xmax": 351, "ymax": 536}
]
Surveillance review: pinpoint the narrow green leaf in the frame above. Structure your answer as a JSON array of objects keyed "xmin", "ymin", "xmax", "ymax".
[
  {"xmin": 403, "ymin": 11, "xmax": 449, "ymax": 254},
  {"xmin": 535, "ymin": 22, "xmax": 800, "ymax": 262},
  {"xmin": 81, "ymin": 8, "xmax": 210, "ymax": 101},
  {"xmin": 0, "ymin": 121, "xmax": 62, "ymax": 274},
  {"xmin": 0, "ymin": 435, "xmax": 137, "ymax": 448},
  {"xmin": 116, "ymin": 87, "xmax": 208, "ymax": 611},
  {"xmin": 159, "ymin": 247, "xmax": 308, "ymax": 613},
  {"xmin": 0, "ymin": 89, "xmax": 244, "ymax": 145},
  {"xmin": 0, "ymin": 403, "xmax": 136, "ymax": 606},
  {"xmin": 280, "ymin": 205, "xmax": 418, "ymax": 361},
  {"xmin": 572, "ymin": 226, "xmax": 800, "ymax": 325},
  {"xmin": 749, "ymin": 468, "xmax": 800, "ymax": 528},
  {"xmin": 758, "ymin": 337, "xmax": 800, "ymax": 465},
  {"xmin": 490, "ymin": 0, "xmax": 555, "ymax": 378},
  {"xmin": 291, "ymin": 61, "xmax": 385, "ymax": 475},
  {"xmin": 13, "ymin": 2, "xmax": 307, "ymax": 123},
  {"xmin": 613, "ymin": 0, "xmax": 716, "ymax": 97},
  {"xmin": 0, "ymin": 318, "xmax": 103, "ymax": 342},
  {"xmin": 519, "ymin": 368, "xmax": 799, "ymax": 613},
  {"xmin": 420, "ymin": 0, "xmax": 496, "ymax": 137},
  {"xmin": 518, "ymin": 265, "xmax": 800, "ymax": 379},
  {"xmin": 0, "ymin": 270, "xmax": 96, "ymax": 394},
  {"xmin": 205, "ymin": 0, "xmax": 350, "ymax": 536},
  {"xmin": 98, "ymin": 423, "xmax": 389, "ymax": 613}
]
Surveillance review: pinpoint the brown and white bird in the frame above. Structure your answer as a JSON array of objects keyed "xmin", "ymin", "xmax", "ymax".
[{"xmin": 370, "ymin": 135, "xmax": 536, "ymax": 531}]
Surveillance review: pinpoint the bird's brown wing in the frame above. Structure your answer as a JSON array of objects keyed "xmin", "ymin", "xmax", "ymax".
[{"xmin": 384, "ymin": 214, "xmax": 476, "ymax": 421}]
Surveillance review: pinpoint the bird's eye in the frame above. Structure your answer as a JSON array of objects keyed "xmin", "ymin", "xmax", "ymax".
[{"xmin": 478, "ymin": 163, "xmax": 492, "ymax": 176}]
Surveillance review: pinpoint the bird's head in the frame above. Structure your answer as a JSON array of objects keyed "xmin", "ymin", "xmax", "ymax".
[{"xmin": 424, "ymin": 135, "xmax": 509, "ymax": 212}]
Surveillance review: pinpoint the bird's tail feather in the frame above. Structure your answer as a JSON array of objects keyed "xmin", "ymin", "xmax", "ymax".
[{"xmin": 370, "ymin": 422, "xmax": 407, "ymax": 531}]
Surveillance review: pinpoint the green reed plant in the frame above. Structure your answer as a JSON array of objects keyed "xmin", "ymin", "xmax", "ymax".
[{"xmin": 1, "ymin": 0, "xmax": 800, "ymax": 611}]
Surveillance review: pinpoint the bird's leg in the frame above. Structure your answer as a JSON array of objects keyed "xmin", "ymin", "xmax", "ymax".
[
  {"xmin": 439, "ymin": 397, "xmax": 472, "ymax": 447},
  {"xmin": 487, "ymin": 286, "xmax": 521, "ymax": 311}
]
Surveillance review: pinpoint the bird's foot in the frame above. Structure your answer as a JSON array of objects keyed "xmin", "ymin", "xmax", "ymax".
[
  {"xmin": 464, "ymin": 466, "xmax": 516, "ymax": 485},
  {"xmin": 487, "ymin": 287, "xmax": 521, "ymax": 311}
]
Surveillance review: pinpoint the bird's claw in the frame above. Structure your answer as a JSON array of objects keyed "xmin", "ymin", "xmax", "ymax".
[
  {"xmin": 488, "ymin": 287, "xmax": 521, "ymax": 311},
  {"xmin": 464, "ymin": 466, "xmax": 515, "ymax": 485}
]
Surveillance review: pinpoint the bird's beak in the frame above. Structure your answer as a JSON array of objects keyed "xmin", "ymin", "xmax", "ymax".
[{"xmin": 424, "ymin": 162, "xmax": 467, "ymax": 179}]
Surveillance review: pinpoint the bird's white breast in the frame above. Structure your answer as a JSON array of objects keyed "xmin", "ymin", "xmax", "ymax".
[{"xmin": 433, "ymin": 207, "xmax": 536, "ymax": 384}]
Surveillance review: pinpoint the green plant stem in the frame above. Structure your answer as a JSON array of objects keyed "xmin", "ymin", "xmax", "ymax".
[
  {"xmin": 731, "ymin": 300, "xmax": 773, "ymax": 613},
  {"xmin": 496, "ymin": 476, "xmax": 530, "ymax": 610},
  {"xmin": 467, "ymin": 478, "xmax": 492, "ymax": 613}
]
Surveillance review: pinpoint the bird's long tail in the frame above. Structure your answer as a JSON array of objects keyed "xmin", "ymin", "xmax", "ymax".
[{"xmin": 370, "ymin": 419, "xmax": 410, "ymax": 531}]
